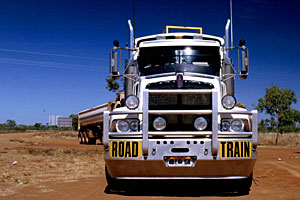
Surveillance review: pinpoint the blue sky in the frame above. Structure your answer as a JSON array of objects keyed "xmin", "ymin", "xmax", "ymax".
[{"xmin": 0, "ymin": 0, "xmax": 299, "ymax": 125}]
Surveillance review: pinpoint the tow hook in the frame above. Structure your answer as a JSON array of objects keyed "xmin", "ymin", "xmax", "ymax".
[
  {"xmin": 152, "ymin": 147, "xmax": 157, "ymax": 155},
  {"xmin": 204, "ymin": 147, "xmax": 209, "ymax": 155}
]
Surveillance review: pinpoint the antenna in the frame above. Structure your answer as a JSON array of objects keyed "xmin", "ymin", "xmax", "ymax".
[{"xmin": 230, "ymin": 0, "xmax": 233, "ymax": 48}]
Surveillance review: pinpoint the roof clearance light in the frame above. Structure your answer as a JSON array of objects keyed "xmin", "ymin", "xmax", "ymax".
[
  {"xmin": 184, "ymin": 47, "xmax": 192, "ymax": 55},
  {"xmin": 176, "ymin": 73, "xmax": 183, "ymax": 88},
  {"xmin": 156, "ymin": 35, "xmax": 166, "ymax": 40}
]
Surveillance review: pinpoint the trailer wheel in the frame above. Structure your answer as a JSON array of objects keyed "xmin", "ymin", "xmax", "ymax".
[
  {"xmin": 90, "ymin": 138, "xmax": 96, "ymax": 145},
  {"xmin": 78, "ymin": 132, "xmax": 83, "ymax": 144},
  {"xmin": 86, "ymin": 131, "xmax": 90, "ymax": 144}
]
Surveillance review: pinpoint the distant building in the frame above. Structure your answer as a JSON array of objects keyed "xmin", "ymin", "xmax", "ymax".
[
  {"xmin": 57, "ymin": 117, "xmax": 72, "ymax": 128},
  {"xmin": 48, "ymin": 115, "xmax": 62, "ymax": 126}
]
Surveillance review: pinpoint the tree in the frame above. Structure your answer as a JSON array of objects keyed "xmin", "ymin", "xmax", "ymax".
[
  {"xmin": 34, "ymin": 123, "xmax": 42, "ymax": 130},
  {"xmin": 105, "ymin": 76, "xmax": 120, "ymax": 93},
  {"xmin": 69, "ymin": 114, "xmax": 78, "ymax": 131},
  {"xmin": 6, "ymin": 120, "xmax": 16, "ymax": 130},
  {"xmin": 256, "ymin": 84, "xmax": 300, "ymax": 144}
]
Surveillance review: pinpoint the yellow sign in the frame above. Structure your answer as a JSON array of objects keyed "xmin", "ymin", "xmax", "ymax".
[
  {"xmin": 162, "ymin": 26, "xmax": 202, "ymax": 34},
  {"xmin": 219, "ymin": 141, "xmax": 251, "ymax": 158},
  {"xmin": 110, "ymin": 141, "xmax": 141, "ymax": 158}
]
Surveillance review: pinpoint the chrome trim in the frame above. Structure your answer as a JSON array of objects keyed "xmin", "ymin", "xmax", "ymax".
[
  {"xmin": 149, "ymin": 110, "xmax": 212, "ymax": 115},
  {"xmin": 219, "ymin": 110, "xmax": 253, "ymax": 114},
  {"xmin": 252, "ymin": 110, "xmax": 258, "ymax": 148},
  {"xmin": 109, "ymin": 132, "xmax": 143, "ymax": 137},
  {"xmin": 183, "ymin": 72, "xmax": 218, "ymax": 79},
  {"xmin": 212, "ymin": 89, "xmax": 219, "ymax": 156},
  {"xmin": 149, "ymin": 89, "xmax": 212, "ymax": 94},
  {"xmin": 142, "ymin": 90, "xmax": 149, "ymax": 156},
  {"xmin": 218, "ymin": 131, "xmax": 252, "ymax": 136},
  {"xmin": 109, "ymin": 110, "xmax": 143, "ymax": 115},
  {"xmin": 218, "ymin": 134, "xmax": 252, "ymax": 138},
  {"xmin": 145, "ymin": 72, "xmax": 176, "ymax": 79},
  {"xmin": 108, "ymin": 131, "xmax": 252, "ymax": 138},
  {"xmin": 103, "ymin": 111, "xmax": 109, "ymax": 146},
  {"xmin": 149, "ymin": 131, "xmax": 212, "ymax": 136}
]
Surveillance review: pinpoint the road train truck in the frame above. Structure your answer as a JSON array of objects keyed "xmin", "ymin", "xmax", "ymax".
[{"xmin": 78, "ymin": 19, "xmax": 258, "ymax": 193}]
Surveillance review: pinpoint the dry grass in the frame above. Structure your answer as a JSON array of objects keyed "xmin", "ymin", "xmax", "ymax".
[
  {"xmin": 0, "ymin": 132, "xmax": 104, "ymax": 196},
  {"xmin": 33, "ymin": 131, "xmax": 78, "ymax": 139},
  {"xmin": 258, "ymin": 132, "xmax": 300, "ymax": 148}
]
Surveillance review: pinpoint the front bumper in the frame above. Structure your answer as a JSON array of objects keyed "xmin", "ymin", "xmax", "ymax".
[
  {"xmin": 103, "ymin": 89, "xmax": 258, "ymax": 180},
  {"xmin": 105, "ymin": 138, "xmax": 257, "ymax": 179}
]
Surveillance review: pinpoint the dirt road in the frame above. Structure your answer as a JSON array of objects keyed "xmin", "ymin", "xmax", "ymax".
[{"xmin": 1, "ymin": 131, "xmax": 300, "ymax": 199}]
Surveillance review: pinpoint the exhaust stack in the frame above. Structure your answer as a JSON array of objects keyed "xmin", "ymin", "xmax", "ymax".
[
  {"xmin": 224, "ymin": 19, "xmax": 234, "ymax": 96},
  {"xmin": 124, "ymin": 20, "xmax": 136, "ymax": 97}
]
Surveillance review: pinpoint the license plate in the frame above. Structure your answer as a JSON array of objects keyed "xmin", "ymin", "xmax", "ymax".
[
  {"xmin": 219, "ymin": 141, "xmax": 251, "ymax": 158},
  {"xmin": 110, "ymin": 141, "xmax": 141, "ymax": 158}
]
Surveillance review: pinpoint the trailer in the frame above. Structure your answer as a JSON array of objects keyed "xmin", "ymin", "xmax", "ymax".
[{"xmin": 77, "ymin": 92, "xmax": 124, "ymax": 145}]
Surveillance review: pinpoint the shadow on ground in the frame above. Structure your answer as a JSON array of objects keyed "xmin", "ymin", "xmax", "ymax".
[{"xmin": 104, "ymin": 180, "xmax": 250, "ymax": 197}]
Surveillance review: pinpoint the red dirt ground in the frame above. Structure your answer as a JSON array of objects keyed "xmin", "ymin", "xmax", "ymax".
[{"xmin": 1, "ymin": 132, "xmax": 300, "ymax": 200}]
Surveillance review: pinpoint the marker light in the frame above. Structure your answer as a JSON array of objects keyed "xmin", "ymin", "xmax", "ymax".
[
  {"xmin": 176, "ymin": 73, "xmax": 183, "ymax": 88},
  {"xmin": 222, "ymin": 95, "xmax": 236, "ymax": 110},
  {"xmin": 125, "ymin": 95, "xmax": 139, "ymax": 110}
]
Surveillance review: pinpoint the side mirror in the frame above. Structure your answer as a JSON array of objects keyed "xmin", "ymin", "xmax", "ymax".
[
  {"xmin": 110, "ymin": 51, "xmax": 120, "ymax": 80},
  {"xmin": 240, "ymin": 49, "xmax": 249, "ymax": 80}
]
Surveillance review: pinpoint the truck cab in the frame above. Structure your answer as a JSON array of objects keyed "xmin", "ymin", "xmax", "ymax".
[{"xmin": 104, "ymin": 24, "xmax": 257, "ymax": 193}]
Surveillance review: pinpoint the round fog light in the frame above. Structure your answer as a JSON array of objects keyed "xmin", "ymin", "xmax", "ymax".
[
  {"xmin": 130, "ymin": 121, "xmax": 139, "ymax": 131},
  {"xmin": 222, "ymin": 95, "xmax": 236, "ymax": 110},
  {"xmin": 153, "ymin": 117, "xmax": 166, "ymax": 131},
  {"xmin": 231, "ymin": 119, "xmax": 243, "ymax": 132},
  {"xmin": 194, "ymin": 117, "xmax": 208, "ymax": 131},
  {"xmin": 222, "ymin": 121, "xmax": 230, "ymax": 131},
  {"xmin": 117, "ymin": 120, "xmax": 129, "ymax": 132},
  {"xmin": 125, "ymin": 95, "xmax": 139, "ymax": 110}
]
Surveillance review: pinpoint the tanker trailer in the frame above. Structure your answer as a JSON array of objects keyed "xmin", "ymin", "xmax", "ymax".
[{"xmin": 78, "ymin": 92, "xmax": 124, "ymax": 145}]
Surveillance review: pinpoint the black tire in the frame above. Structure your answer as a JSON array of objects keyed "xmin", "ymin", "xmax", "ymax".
[
  {"xmin": 78, "ymin": 133, "xmax": 81, "ymax": 144},
  {"xmin": 90, "ymin": 138, "xmax": 96, "ymax": 145},
  {"xmin": 85, "ymin": 131, "xmax": 90, "ymax": 144},
  {"xmin": 105, "ymin": 166, "xmax": 120, "ymax": 190},
  {"xmin": 237, "ymin": 173, "xmax": 253, "ymax": 195},
  {"xmin": 78, "ymin": 132, "xmax": 84, "ymax": 144}
]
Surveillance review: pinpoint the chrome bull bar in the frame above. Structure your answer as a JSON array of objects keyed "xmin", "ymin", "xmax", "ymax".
[{"xmin": 103, "ymin": 89, "xmax": 258, "ymax": 158}]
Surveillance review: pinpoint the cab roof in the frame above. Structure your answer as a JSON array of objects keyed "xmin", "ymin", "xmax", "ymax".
[{"xmin": 136, "ymin": 33, "xmax": 224, "ymax": 48}]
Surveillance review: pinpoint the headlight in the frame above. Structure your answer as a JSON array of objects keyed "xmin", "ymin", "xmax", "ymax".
[
  {"xmin": 116, "ymin": 120, "xmax": 129, "ymax": 132},
  {"xmin": 231, "ymin": 119, "xmax": 243, "ymax": 132},
  {"xmin": 221, "ymin": 95, "xmax": 236, "ymax": 110},
  {"xmin": 129, "ymin": 120, "xmax": 139, "ymax": 131},
  {"xmin": 125, "ymin": 95, "xmax": 139, "ymax": 110},
  {"xmin": 221, "ymin": 120, "xmax": 230, "ymax": 131},
  {"xmin": 194, "ymin": 117, "xmax": 208, "ymax": 131},
  {"xmin": 153, "ymin": 117, "xmax": 166, "ymax": 131}
]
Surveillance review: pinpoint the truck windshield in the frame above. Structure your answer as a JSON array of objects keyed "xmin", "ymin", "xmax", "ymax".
[{"xmin": 138, "ymin": 46, "xmax": 220, "ymax": 76}]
